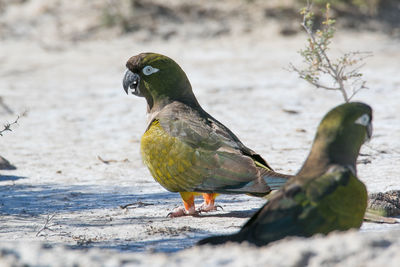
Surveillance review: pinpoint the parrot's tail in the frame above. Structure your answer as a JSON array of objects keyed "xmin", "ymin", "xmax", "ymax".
[
  {"xmin": 197, "ymin": 234, "xmax": 241, "ymax": 246},
  {"xmin": 261, "ymin": 169, "xmax": 293, "ymax": 190}
]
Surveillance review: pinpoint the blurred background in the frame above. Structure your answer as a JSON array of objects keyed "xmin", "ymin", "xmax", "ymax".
[{"xmin": 0, "ymin": 0, "xmax": 399, "ymax": 46}]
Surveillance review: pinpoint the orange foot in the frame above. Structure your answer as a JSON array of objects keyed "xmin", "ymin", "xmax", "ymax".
[
  {"xmin": 167, "ymin": 206, "xmax": 197, "ymax": 217},
  {"xmin": 168, "ymin": 192, "xmax": 199, "ymax": 217},
  {"xmin": 197, "ymin": 193, "xmax": 223, "ymax": 213}
]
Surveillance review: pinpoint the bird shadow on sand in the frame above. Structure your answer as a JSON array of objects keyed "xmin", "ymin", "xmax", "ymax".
[
  {"xmin": 0, "ymin": 175, "xmax": 26, "ymax": 182},
  {"xmin": 0, "ymin": 181, "xmax": 263, "ymax": 219},
  {"xmin": 65, "ymin": 226, "xmax": 217, "ymax": 253},
  {"xmin": 197, "ymin": 208, "xmax": 259, "ymax": 218},
  {"xmin": 0, "ymin": 183, "xmax": 177, "ymax": 217},
  {"xmin": 0, "ymin": 182, "xmax": 261, "ymax": 253},
  {"xmin": 67, "ymin": 237, "xmax": 199, "ymax": 253}
]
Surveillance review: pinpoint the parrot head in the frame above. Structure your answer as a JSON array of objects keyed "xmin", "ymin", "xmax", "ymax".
[
  {"xmin": 123, "ymin": 53, "xmax": 198, "ymax": 111},
  {"xmin": 313, "ymin": 102, "xmax": 373, "ymax": 167}
]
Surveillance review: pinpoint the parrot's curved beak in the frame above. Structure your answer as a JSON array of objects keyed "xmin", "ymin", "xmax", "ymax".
[{"xmin": 123, "ymin": 69, "xmax": 140, "ymax": 95}]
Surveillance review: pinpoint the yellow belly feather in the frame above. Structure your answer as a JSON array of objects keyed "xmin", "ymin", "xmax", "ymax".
[{"xmin": 141, "ymin": 120, "xmax": 199, "ymax": 192}]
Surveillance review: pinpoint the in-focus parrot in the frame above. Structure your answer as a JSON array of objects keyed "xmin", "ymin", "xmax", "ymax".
[
  {"xmin": 122, "ymin": 53, "xmax": 291, "ymax": 217},
  {"xmin": 199, "ymin": 102, "xmax": 372, "ymax": 245}
]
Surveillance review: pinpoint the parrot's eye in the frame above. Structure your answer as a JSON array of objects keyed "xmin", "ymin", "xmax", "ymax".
[
  {"xmin": 142, "ymin": 65, "xmax": 159, "ymax": 76},
  {"xmin": 355, "ymin": 114, "xmax": 370, "ymax": 126}
]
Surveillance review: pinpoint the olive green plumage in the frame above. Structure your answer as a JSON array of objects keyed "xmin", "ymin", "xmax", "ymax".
[
  {"xmin": 140, "ymin": 101, "xmax": 282, "ymax": 195},
  {"xmin": 199, "ymin": 102, "xmax": 372, "ymax": 246},
  {"xmin": 123, "ymin": 53, "xmax": 290, "ymax": 212}
]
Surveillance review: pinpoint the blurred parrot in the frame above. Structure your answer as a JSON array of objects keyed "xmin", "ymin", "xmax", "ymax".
[
  {"xmin": 122, "ymin": 53, "xmax": 291, "ymax": 217},
  {"xmin": 199, "ymin": 102, "xmax": 372, "ymax": 245}
]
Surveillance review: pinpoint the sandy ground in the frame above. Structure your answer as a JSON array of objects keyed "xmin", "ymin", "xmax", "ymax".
[{"xmin": 1, "ymin": 24, "xmax": 400, "ymax": 265}]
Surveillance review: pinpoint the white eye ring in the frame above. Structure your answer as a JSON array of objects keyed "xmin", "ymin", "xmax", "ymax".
[
  {"xmin": 142, "ymin": 65, "xmax": 159, "ymax": 76},
  {"xmin": 355, "ymin": 114, "xmax": 370, "ymax": 126}
]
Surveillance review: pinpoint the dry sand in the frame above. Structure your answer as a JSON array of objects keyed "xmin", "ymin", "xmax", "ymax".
[{"xmin": 1, "ymin": 13, "xmax": 400, "ymax": 266}]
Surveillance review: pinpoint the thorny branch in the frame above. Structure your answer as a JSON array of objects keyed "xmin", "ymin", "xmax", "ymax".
[
  {"xmin": 36, "ymin": 214, "xmax": 56, "ymax": 237},
  {"xmin": 0, "ymin": 111, "xmax": 27, "ymax": 136},
  {"xmin": 290, "ymin": 0, "xmax": 372, "ymax": 102}
]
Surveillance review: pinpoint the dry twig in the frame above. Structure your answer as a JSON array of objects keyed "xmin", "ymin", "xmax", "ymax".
[
  {"xmin": 0, "ymin": 111, "xmax": 27, "ymax": 136},
  {"xmin": 290, "ymin": 0, "xmax": 371, "ymax": 102},
  {"xmin": 36, "ymin": 214, "xmax": 56, "ymax": 237}
]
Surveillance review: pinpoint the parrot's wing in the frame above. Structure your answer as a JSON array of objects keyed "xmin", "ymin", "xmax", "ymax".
[
  {"xmin": 154, "ymin": 103, "xmax": 271, "ymax": 194},
  {"xmin": 235, "ymin": 181, "xmax": 306, "ymax": 245},
  {"xmin": 304, "ymin": 165, "xmax": 367, "ymax": 231},
  {"xmin": 234, "ymin": 166, "xmax": 364, "ymax": 245},
  {"xmin": 304, "ymin": 165, "xmax": 353, "ymax": 202},
  {"xmin": 158, "ymin": 102, "xmax": 272, "ymax": 167}
]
